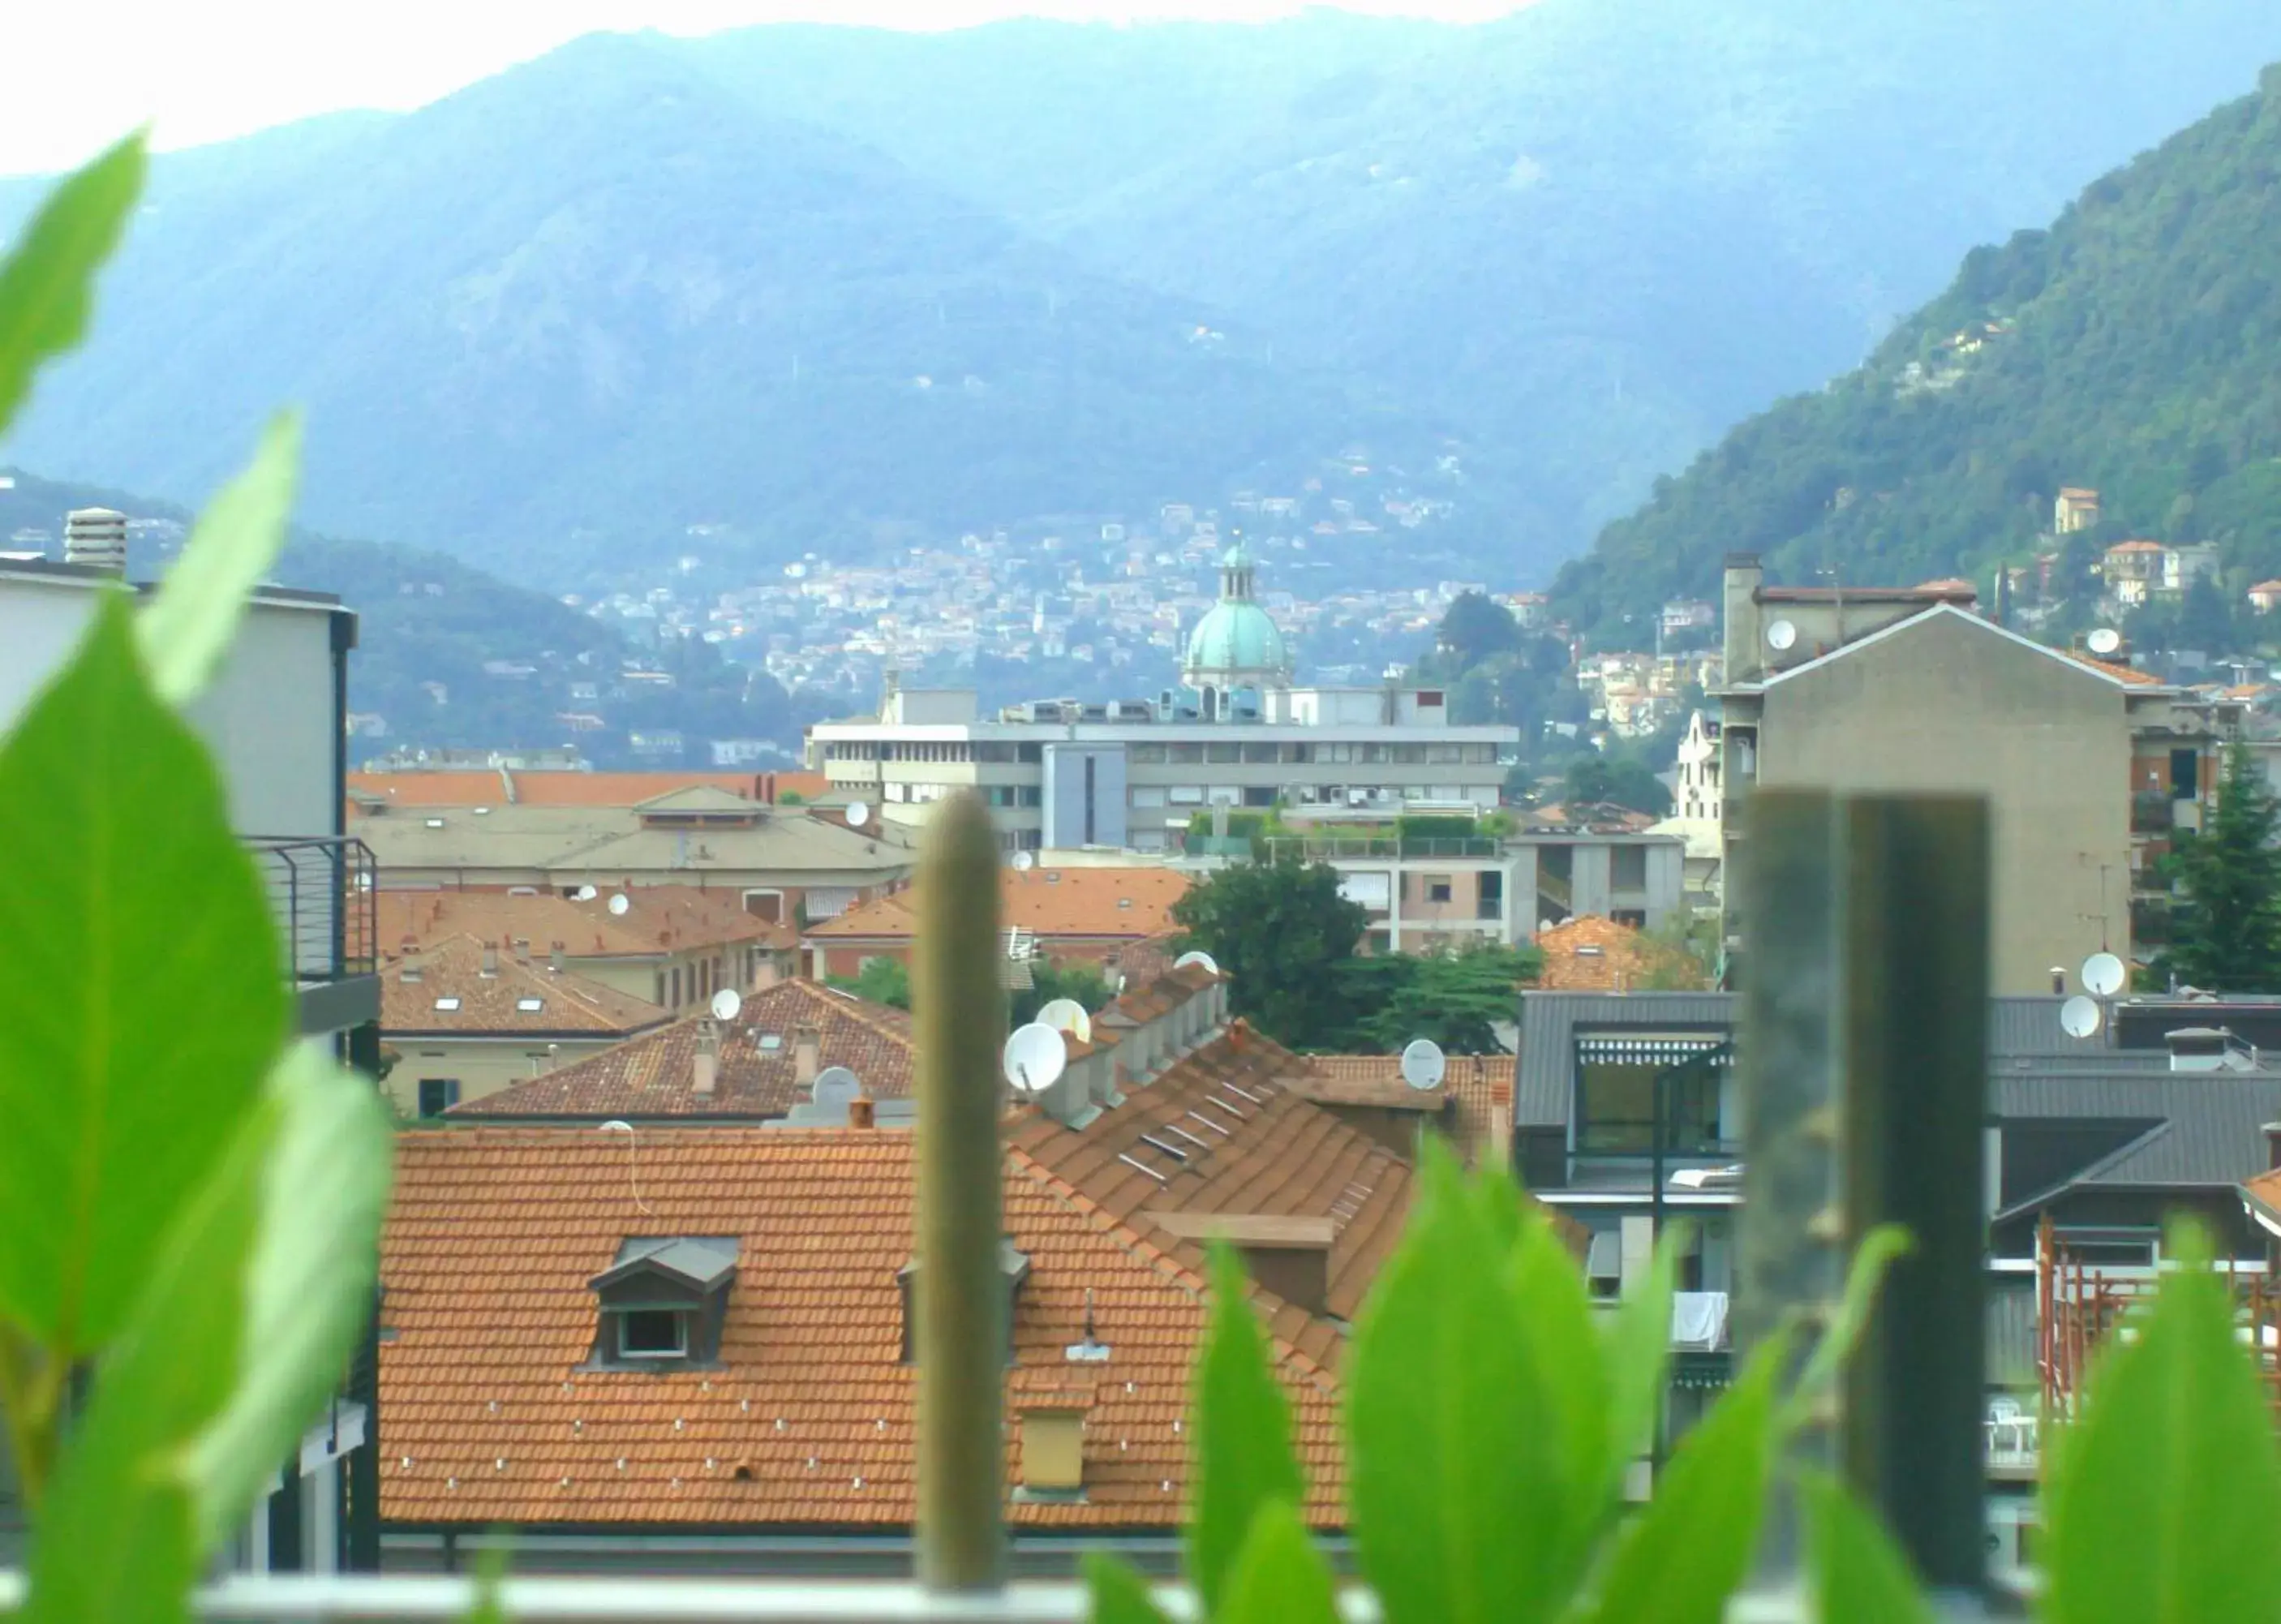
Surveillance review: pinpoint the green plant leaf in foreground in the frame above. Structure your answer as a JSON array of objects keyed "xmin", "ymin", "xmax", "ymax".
[
  {"xmin": 1083, "ymin": 1553, "xmax": 1174, "ymax": 1624},
  {"xmin": 1188, "ymin": 1241, "xmax": 1306, "ymax": 1618},
  {"xmin": 1604, "ymin": 1218, "xmax": 1687, "ymax": 1496},
  {"xmin": 0, "ymin": 131, "xmax": 144, "ymax": 439},
  {"xmin": 186, "ymin": 1041, "xmax": 394, "ymax": 1548},
  {"xmin": 1801, "ymin": 1467, "xmax": 1935, "ymax": 1624},
  {"xmin": 2040, "ymin": 1227, "xmax": 2281, "ymax": 1624},
  {"xmin": 0, "ymin": 594, "xmax": 286, "ymax": 1355},
  {"xmin": 1217, "ymin": 1499, "xmax": 1341, "ymax": 1624},
  {"xmin": 1575, "ymin": 1329, "xmax": 1790, "ymax": 1624},
  {"xmin": 1349, "ymin": 1139, "xmax": 1602, "ymax": 1624},
  {"xmin": 137, "ymin": 411, "xmax": 304, "ymax": 707},
  {"xmin": 1782, "ymin": 1223, "xmax": 1913, "ymax": 1430}
]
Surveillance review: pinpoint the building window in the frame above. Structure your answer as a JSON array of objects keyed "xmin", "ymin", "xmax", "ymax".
[
  {"xmin": 417, "ymin": 1078, "xmax": 461, "ymax": 1118},
  {"xmin": 2169, "ymin": 747, "xmax": 2198, "ymax": 797},
  {"xmin": 1244, "ymin": 787, "xmax": 1276, "ymax": 807},
  {"xmin": 1128, "ymin": 744, "xmax": 1167, "ymax": 764},
  {"xmin": 1168, "ymin": 743, "xmax": 1204, "ymax": 764},
  {"xmin": 1205, "ymin": 742, "xmax": 1241, "ymax": 764},
  {"xmin": 1241, "ymin": 743, "xmax": 1279, "ymax": 763},
  {"xmin": 1478, "ymin": 870, "xmax": 1504, "ymax": 920},
  {"xmin": 1573, "ymin": 1038, "xmax": 1729, "ymax": 1154},
  {"xmin": 2055, "ymin": 1228, "xmax": 2159, "ymax": 1270},
  {"xmin": 1426, "ymin": 876, "xmax": 1454, "ymax": 903},
  {"xmin": 617, "ymin": 1309, "xmax": 689, "ymax": 1359},
  {"xmin": 1612, "ymin": 844, "xmax": 1648, "ymax": 890}
]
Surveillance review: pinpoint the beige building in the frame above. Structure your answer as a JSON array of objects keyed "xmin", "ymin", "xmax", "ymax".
[
  {"xmin": 1716, "ymin": 556, "xmax": 2236, "ymax": 992},
  {"xmin": 382, "ymin": 930, "xmax": 672, "ymax": 1118},
  {"xmin": 353, "ymin": 786, "xmax": 913, "ymax": 917}
]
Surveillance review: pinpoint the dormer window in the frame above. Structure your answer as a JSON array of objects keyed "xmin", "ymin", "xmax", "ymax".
[
  {"xmin": 585, "ymin": 1236, "xmax": 739, "ymax": 1370},
  {"xmin": 900, "ymin": 1239, "xmax": 1030, "ymax": 1364}
]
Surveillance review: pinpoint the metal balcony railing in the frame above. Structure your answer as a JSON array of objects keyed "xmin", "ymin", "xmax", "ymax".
[
  {"xmin": 242, "ymin": 835, "xmax": 377, "ymax": 982},
  {"xmin": 1260, "ymin": 836, "xmax": 1501, "ymax": 859}
]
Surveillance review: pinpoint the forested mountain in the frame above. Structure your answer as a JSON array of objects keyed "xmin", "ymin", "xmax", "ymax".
[
  {"xmin": 0, "ymin": 469, "xmax": 812, "ymax": 764},
  {"xmin": 4, "ymin": 4, "xmax": 2279, "ymax": 591},
  {"xmin": 1552, "ymin": 65, "xmax": 2281, "ymax": 645},
  {"xmin": 0, "ymin": 33, "xmax": 1445, "ymax": 586}
]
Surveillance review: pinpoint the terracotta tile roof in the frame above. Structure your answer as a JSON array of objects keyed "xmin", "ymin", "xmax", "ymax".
[
  {"xmin": 1007, "ymin": 1023, "xmax": 1409, "ymax": 1330},
  {"xmin": 1292, "ymin": 1055, "xmax": 1520, "ymax": 1176},
  {"xmin": 1535, "ymin": 915, "xmax": 1709, "ymax": 991},
  {"xmin": 1914, "ymin": 577, "xmax": 1978, "ymax": 594},
  {"xmin": 810, "ymin": 868, "xmax": 1190, "ymax": 945},
  {"xmin": 2104, "ymin": 539, "xmax": 2168, "ymax": 555},
  {"xmin": 379, "ymin": 887, "xmax": 795, "ymax": 961},
  {"xmin": 2244, "ymin": 1166, "xmax": 2281, "ymax": 1221},
  {"xmin": 2064, "ymin": 651, "xmax": 2163, "ymax": 686},
  {"xmin": 351, "ymin": 771, "xmax": 777, "ymax": 809},
  {"xmin": 1525, "ymin": 804, "xmax": 1660, "ymax": 834},
  {"xmin": 1112, "ymin": 933, "xmax": 1183, "ymax": 992},
  {"xmin": 1291, "ymin": 1056, "xmax": 1449, "ymax": 1111},
  {"xmin": 2250, "ymin": 580, "xmax": 2281, "ymax": 595},
  {"xmin": 1758, "ymin": 583, "xmax": 1976, "ymax": 604},
  {"xmin": 450, "ymin": 979, "xmax": 915, "ymax": 1119},
  {"xmin": 382, "ymin": 935, "xmax": 671, "ymax": 1038},
  {"xmin": 378, "ymin": 1128, "xmax": 1342, "ymax": 1530}
]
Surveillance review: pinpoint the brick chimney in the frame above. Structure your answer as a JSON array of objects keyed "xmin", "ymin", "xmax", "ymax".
[
  {"xmin": 1012, "ymin": 1387, "xmax": 1092, "ymax": 1495},
  {"xmin": 694, "ymin": 1018, "xmax": 720, "ymax": 1098},
  {"xmin": 849, "ymin": 1093, "xmax": 876, "ymax": 1130},
  {"xmin": 513, "ymin": 936, "xmax": 532, "ymax": 965},
  {"xmin": 480, "ymin": 940, "xmax": 500, "ymax": 977},
  {"xmin": 397, "ymin": 936, "xmax": 423, "ymax": 982},
  {"xmin": 1488, "ymin": 1077, "xmax": 1515, "ymax": 1174},
  {"xmin": 794, "ymin": 1025, "xmax": 822, "ymax": 1088}
]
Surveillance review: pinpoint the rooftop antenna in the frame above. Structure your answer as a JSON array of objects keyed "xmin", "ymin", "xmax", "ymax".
[
  {"xmin": 1035, "ymin": 997, "xmax": 1093, "ymax": 1046},
  {"xmin": 2081, "ymin": 952, "xmax": 2126, "ymax": 999},
  {"xmin": 1012, "ymin": 850, "xmax": 1036, "ymax": 872},
  {"xmin": 1400, "ymin": 1038, "xmax": 1448, "ymax": 1090},
  {"xmin": 812, "ymin": 1066, "xmax": 862, "ymax": 1114},
  {"xmin": 2086, "ymin": 625, "xmax": 2123, "ymax": 657},
  {"xmin": 1173, "ymin": 949, "xmax": 1220, "ymax": 977},
  {"xmin": 1002, "ymin": 1023, "xmax": 1068, "ymax": 1096},
  {"xmin": 711, "ymin": 986, "xmax": 743, "ymax": 1022},
  {"xmin": 2059, "ymin": 995, "xmax": 2102, "ymax": 1040},
  {"xmin": 575, "ymin": 883, "xmax": 599, "ymax": 902},
  {"xmin": 846, "ymin": 799, "xmax": 870, "ymax": 829},
  {"xmin": 598, "ymin": 1119, "xmax": 655, "ymax": 1214},
  {"xmin": 1765, "ymin": 618, "xmax": 1798, "ymax": 653}
]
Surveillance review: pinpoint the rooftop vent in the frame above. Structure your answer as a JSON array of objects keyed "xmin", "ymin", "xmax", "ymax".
[{"xmin": 62, "ymin": 508, "xmax": 126, "ymax": 574}]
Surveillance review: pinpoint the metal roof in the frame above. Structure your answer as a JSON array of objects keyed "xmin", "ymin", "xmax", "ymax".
[{"xmin": 1992, "ymin": 1072, "xmax": 2281, "ymax": 1199}]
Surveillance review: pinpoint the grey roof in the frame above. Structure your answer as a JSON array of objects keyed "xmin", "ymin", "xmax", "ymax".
[
  {"xmin": 592, "ymin": 1234, "xmax": 740, "ymax": 1291},
  {"xmin": 1993, "ymin": 1072, "xmax": 2281, "ymax": 1205},
  {"xmin": 356, "ymin": 801, "xmax": 912, "ymax": 879}
]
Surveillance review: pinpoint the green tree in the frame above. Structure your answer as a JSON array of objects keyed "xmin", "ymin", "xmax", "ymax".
[
  {"xmin": 1563, "ymin": 754, "xmax": 1673, "ymax": 818},
  {"xmin": 1433, "ymin": 591, "xmax": 1522, "ymax": 671},
  {"xmin": 1334, "ymin": 943, "xmax": 1542, "ymax": 1053},
  {"xmin": 2161, "ymin": 744, "xmax": 2281, "ymax": 991},
  {"xmin": 829, "ymin": 956, "xmax": 912, "ymax": 1009},
  {"xmin": 1171, "ymin": 854, "xmax": 1367, "ymax": 1049},
  {"xmin": 1011, "ymin": 959, "xmax": 1114, "ymax": 1027}
]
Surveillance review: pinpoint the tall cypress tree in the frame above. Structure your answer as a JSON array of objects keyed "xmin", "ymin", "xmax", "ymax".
[{"xmin": 2161, "ymin": 743, "xmax": 2281, "ymax": 992}]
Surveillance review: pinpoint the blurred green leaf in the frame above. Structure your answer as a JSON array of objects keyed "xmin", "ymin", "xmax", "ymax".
[
  {"xmin": 1801, "ymin": 1467, "xmax": 1935, "ymax": 1624},
  {"xmin": 1349, "ymin": 1137, "xmax": 1601, "ymax": 1624},
  {"xmin": 1784, "ymin": 1224, "xmax": 1912, "ymax": 1429},
  {"xmin": 1218, "ymin": 1499, "xmax": 1341, "ymax": 1624},
  {"xmin": 1604, "ymin": 1219, "xmax": 1687, "ymax": 1497},
  {"xmin": 0, "ymin": 595, "xmax": 285, "ymax": 1353},
  {"xmin": 1083, "ymin": 1553, "xmax": 1174, "ymax": 1624},
  {"xmin": 1507, "ymin": 1198, "xmax": 1615, "ymax": 1553},
  {"xmin": 1188, "ymin": 1241, "xmax": 1304, "ymax": 1618},
  {"xmin": 21, "ymin": 1088, "xmax": 269, "ymax": 1624},
  {"xmin": 1576, "ymin": 1330, "xmax": 1789, "ymax": 1624},
  {"xmin": 465, "ymin": 1536, "xmax": 514, "ymax": 1624},
  {"xmin": 138, "ymin": 412, "xmax": 303, "ymax": 707},
  {"xmin": 2041, "ymin": 1226, "xmax": 2281, "ymax": 1624},
  {"xmin": 0, "ymin": 131, "xmax": 144, "ymax": 439},
  {"xmin": 186, "ymin": 1041, "xmax": 393, "ymax": 1548}
]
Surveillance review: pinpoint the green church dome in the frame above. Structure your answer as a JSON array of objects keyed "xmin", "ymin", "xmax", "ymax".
[{"xmin": 1184, "ymin": 599, "xmax": 1291, "ymax": 674}]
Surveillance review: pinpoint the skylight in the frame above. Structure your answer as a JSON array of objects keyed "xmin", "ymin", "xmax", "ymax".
[
  {"xmin": 758, "ymin": 1033, "xmax": 784, "ymax": 1051},
  {"xmin": 434, "ymin": 996, "xmax": 462, "ymax": 1011},
  {"xmin": 516, "ymin": 997, "xmax": 544, "ymax": 1012}
]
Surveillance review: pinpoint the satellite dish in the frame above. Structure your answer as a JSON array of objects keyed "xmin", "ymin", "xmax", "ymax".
[
  {"xmin": 2060, "ymin": 995, "xmax": 2103, "ymax": 1039},
  {"xmin": 574, "ymin": 884, "xmax": 599, "ymax": 902},
  {"xmin": 2081, "ymin": 952, "xmax": 2126, "ymax": 998},
  {"xmin": 608, "ymin": 893, "xmax": 631, "ymax": 917},
  {"xmin": 1002, "ymin": 1023, "xmax": 1068, "ymax": 1094},
  {"xmin": 845, "ymin": 800, "xmax": 870, "ymax": 828},
  {"xmin": 1173, "ymin": 950, "xmax": 1220, "ymax": 976},
  {"xmin": 2087, "ymin": 626, "xmax": 2123, "ymax": 656},
  {"xmin": 1036, "ymin": 998, "xmax": 1093, "ymax": 1046},
  {"xmin": 1400, "ymin": 1038, "xmax": 1448, "ymax": 1090},
  {"xmin": 811, "ymin": 1066, "xmax": 861, "ymax": 1111},
  {"xmin": 1766, "ymin": 619, "xmax": 1798, "ymax": 652},
  {"xmin": 1012, "ymin": 850, "xmax": 1036, "ymax": 872},
  {"xmin": 711, "ymin": 987, "xmax": 743, "ymax": 1022}
]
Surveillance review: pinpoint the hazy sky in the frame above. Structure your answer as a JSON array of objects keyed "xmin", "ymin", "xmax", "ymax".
[{"xmin": 5, "ymin": 0, "xmax": 1525, "ymax": 175}]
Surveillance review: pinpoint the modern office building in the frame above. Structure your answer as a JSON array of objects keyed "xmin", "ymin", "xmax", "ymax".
[{"xmin": 807, "ymin": 543, "xmax": 1519, "ymax": 852}]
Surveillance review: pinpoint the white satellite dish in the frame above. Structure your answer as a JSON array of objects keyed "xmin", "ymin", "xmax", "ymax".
[
  {"xmin": 608, "ymin": 893, "xmax": 631, "ymax": 917},
  {"xmin": 1012, "ymin": 849, "xmax": 1036, "ymax": 872},
  {"xmin": 1002, "ymin": 1023, "xmax": 1068, "ymax": 1094},
  {"xmin": 811, "ymin": 1066, "xmax": 861, "ymax": 1111},
  {"xmin": 1036, "ymin": 998, "xmax": 1093, "ymax": 1046},
  {"xmin": 1766, "ymin": 619, "xmax": 1798, "ymax": 652},
  {"xmin": 2081, "ymin": 952, "xmax": 2126, "ymax": 999},
  {"xmin": 711, "ymin": 987, "xmax": 743, "ymax": 1022},
  {"xmin": 2087, "ymin": 626, "xmax": 2123, "ymax": 656},
  {"xmin": 2060, "ymin": 995, "xmax": 2103, "ymax": 1039},
  {"xmin": 1173, "ymin": 950, "xmax": 1220, "ymax": 976},
  {"xmin": 1400, "ymin": 1038, "xmax": 1448, "ymax": 1090},
  {"xmin": 846, "ymin": 800, "xmax": 870, "ymax": 828},
  {"xmin": 574, "ymin": 884, "xmax": 599, "ymax": 902}
]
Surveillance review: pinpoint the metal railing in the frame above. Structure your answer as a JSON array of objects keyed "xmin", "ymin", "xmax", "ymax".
[
  {"xmin": 243, "ymin": 835, "xmax": 377, "ymax": 982},
  {"xmin": 1260, "ymin": 836, "xmax": 1501, "ymax": 859}
]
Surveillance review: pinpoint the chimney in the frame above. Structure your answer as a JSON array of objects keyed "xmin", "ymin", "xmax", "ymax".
[
  {"xmin": 1721, "ymin": 552, "xmax": 1764, "ymax": 684},
  {"xmin": 754, "ymin": 956, "xmax": 780, "ymax": 992},
  {"xmin": 397, "ymin": 936, "xmax": 423, "ymax": 982},
  {"xmin": 2049, "ymin": 966, "xmax": 2066, "ymax": 995},
  {"xmin": 550, "ymin": 940, "xmax": 567, "ymax": 975},
  {"xmin": 2165, "ymin": 1025, "xmax": 2229, "ymax": 1073},
  {"xmin": 513, "ymin": 936, "xmax": 532, "ymax": 965},
  {"xmin": 794, "ymin": 1025, "xmax": 821, "ymax": 1087},
  {"xmin": 1488, "ymin": 1078, "xmax": 1515, "ymax": 1174},
  {"xmin": 849, "ymin": 1093, "xmax": 876, "ymax": 1130},
  {"xmin": 63, "ymin": 507, "xmax": 127, "ymax": 574},
  {"xmin": 480, "ymin": 940, "xmax": 500, "ymax": 977},
  {"xmin": 1013, "ymin": 1390, "xmax": 1091, "ymax": 1495},
  {"xmin": 694, "ymin": 1018, "xmax": 720, "ymax": 1098}
]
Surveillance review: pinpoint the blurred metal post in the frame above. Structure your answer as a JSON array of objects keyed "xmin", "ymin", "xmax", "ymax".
[
  {"xmin": 1841, "ymin": 796, "xmax": 1989, "ymax": 1599},
  {"xmin": 912, "ymin": 793, "xmax": 1007, "ymax": 1592},
  {"xmin": 1735, "ymin": 789, "xmax": 1845, "ymax": 1581}
]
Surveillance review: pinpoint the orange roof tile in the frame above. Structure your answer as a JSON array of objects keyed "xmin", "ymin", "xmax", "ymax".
[
  {"xmin": 450, "ymin": 978, "xmax": 915, "ymax": 1119},
  {"xmin": 378, "ymin": 887, "xmax": 794, "ymax": 961},
  {"xmin": 2064, "ymin": 651, "xmax": 2163, "ymax": 686},
  {"xmin": 382, "ymin": 935, "xmax": 671, "ymax": 1038},
  {"xmin": 810, "ymin": 867, "xmax": 1190, "ymax": 945},
  {"xmin": 351, "ymin": 771, "xmax": 778, "ymax": 810},
  {"xmin": 2103, "ymin": 539, "xmax": 2167, "ymax": 555},
  {"xmin": 1535, "ymin": 915, "xmax": 1710, "ymax": 992},
  {"xmin": 2244, "ymin": 1166, "xmax": 2281, "ymax": 1218},
  {"xmin": 1291, "ymin": 1055, "xmax": 1532, "ymax": 1184},
  {"xmin": 379, "ymin": 1128, "xmax": 1343, "ymax": 1530}
]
